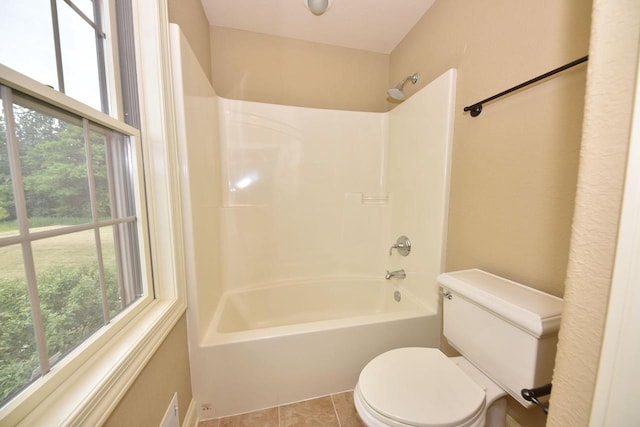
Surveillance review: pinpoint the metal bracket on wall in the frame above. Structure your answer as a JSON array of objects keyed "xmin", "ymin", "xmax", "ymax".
[{"xmin": 521, "ymin": 383, "xmax": 552, "ymax": 415}]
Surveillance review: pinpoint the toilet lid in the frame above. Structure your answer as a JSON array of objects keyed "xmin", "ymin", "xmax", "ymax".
[{"xmin": 358, "ymin": 348, "xmax": 486, "ymax": 427}]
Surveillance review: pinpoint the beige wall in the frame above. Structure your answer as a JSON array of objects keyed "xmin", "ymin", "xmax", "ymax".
[
  {"xmin": 391, "ymin": 2, "xmax": 590, "ymax": 425},
  {"xmin": 391, "ymin": 0, "xmax": 591, "ymax": 297},
  {"xmin": 168, "ymin": 0, "xmax": 212, "ymax": 82},
  {"xmin": 164, "ymin": 0, "xmax": 639, "ymax": 425},
  {"xmin": 157, "ymin": 0, "xmax": 639, "ymax": 424},
  {"xmin": 208, "ymin": 0, "xmax": 591, "ymax": 297},
  {"xmin": 104, "ymin": 315, "xmax": 192, "ymax": 427},
  {"xmin": 548, "ymin": 0, "xmax": 640, "ymax": 425},
  {"xmin": 210, "ymin": 26, "xmax": 390, "ymax": 112},
  {"xmin": 164, "ymin": 0, "xmax": 640, "ymax": 424},
  {"xmin": 206, "ymin": 2, "xmax": 591, "ymax": 425}
]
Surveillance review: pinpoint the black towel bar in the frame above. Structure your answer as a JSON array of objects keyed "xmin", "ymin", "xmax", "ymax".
[
  {"xmin": 521, "ymin": 383, "xmax": 552, "ymax": 415},
  {"xmin": 464, "ymin": 56, "xmax": 588, "ymax": 117}
]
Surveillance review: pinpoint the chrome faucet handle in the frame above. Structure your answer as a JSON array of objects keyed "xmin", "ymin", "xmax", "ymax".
[
  {"xmin": 389, "ymin": 243, "xmax": 405, "ymax": 255},
  {"xmin": 389, "ymin": 235, "xmax": 411, "ymax": 256}
]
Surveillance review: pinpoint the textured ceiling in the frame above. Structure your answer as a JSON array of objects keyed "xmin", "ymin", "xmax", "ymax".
[{"xmin": 201, "ymin": 0, "xmax": 436, "ymax": 54}]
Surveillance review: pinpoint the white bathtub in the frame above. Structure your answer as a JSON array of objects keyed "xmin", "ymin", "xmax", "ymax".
[{"xmin": 193, "ymin": 278, "xmax": 440, "ymax": 419}]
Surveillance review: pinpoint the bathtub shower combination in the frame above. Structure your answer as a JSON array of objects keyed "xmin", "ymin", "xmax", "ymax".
[
  {"xmin": 210, "ymin": 279, "xmax": 423, "ymax": 339},
  {"xmin": 199, "ymin": 278, "xmax": 438, "ymax": 417},
  {"xmin": 170, "ymin": 26, "xmax": 457, "ymax": 419}
]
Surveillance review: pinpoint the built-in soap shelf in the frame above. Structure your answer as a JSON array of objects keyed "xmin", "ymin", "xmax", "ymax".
[
  {"xmin": 220, "ymin": 204, "xmax": 269, "ymax": 209},
  {"xmin": 361, "ymin": 194, "xmax": 389, "ymax": 205},
  {"xmin": 344, "ymin": 193, "xmax": 389, "ymax": 205}
]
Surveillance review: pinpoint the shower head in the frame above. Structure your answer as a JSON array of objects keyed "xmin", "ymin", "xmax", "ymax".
[
  {"xmin": 387, "ymin": 73, "xmax": 419, "ymax": 101},
  {"xmin": 387, "ymin": 87, "xmax": 406, "ymax": 101}
]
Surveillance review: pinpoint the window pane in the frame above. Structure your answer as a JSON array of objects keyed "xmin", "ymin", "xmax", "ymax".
[
  {"xmin": 59, "ymin": 1, "xmax": 102, "ymax": 111},
  {"xmin": 114, "ymin": 221, "xmax": 143, "ymax": 307},
  {"xmin": 101, "ymin": 222, "xmax": 144, "ymax": 315},
  {"xmin": 32, "ymin": 230, "xmax": 105, "ymax": 364},
  {"xmin": 90, "ymin": 127, "xmax": 138, "ymax": 221},
  {"xmin": 89, "ymin": 128, "xmax": 112, "ymax": 220},
  {"xmin": 0, "ymin": 0, "xmax": 59, "ymax": 90},
  {"xmin": 12, "ymin": 97, "xmax": 92, "ymax": 228},
  {"xmin": 0, "ymin": 245, "xmax": 40, "ymax": 406},
  {"xmin": 0, "ymin": 94, "xmax": 19, "ymax": 237},
  {"xmin": 100, "ymin": 226, "xmax": 121, "ymax": 318},
  {"xmin": 109, "ymin": 132, "xmax": 137, "ymax": 217}
]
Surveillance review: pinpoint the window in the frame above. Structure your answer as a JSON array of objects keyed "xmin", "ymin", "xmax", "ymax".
[
  {"xmin": 0, "ymin": 0, "xmax": 108, "ymax": 112},
  {"xmin": 0, "ymin": 0, "xmax": 185, "ymax": 425},
  {"xmin": 0, "ymin": 88, "xmax": 147, "ymax": 406}
]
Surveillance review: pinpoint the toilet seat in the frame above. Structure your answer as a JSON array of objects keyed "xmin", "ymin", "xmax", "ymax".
[{"xmin": 356, "ymin": 348, "xmax": 486, "ymax": 427}]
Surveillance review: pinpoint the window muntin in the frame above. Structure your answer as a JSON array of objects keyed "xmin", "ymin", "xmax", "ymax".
[
  {"xmin": 0, "ymin": 0, "xmax": 108, "ymax": 113},
  {"xmin": 0, "ymin": 85, "xmax": 146, "ymax": 407},
  {"xmin": 0, "ymin": 94, "xmax": 16, "ymax": 237}
]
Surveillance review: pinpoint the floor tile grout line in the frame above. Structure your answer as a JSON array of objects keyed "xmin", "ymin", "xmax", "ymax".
[
  {"xmin": 204, "ymin": 391, "xmax": 355, "ymax": 426},
  {"xmin": 331, "ymin": 394, "xmax": 342, "ymax": 427}
]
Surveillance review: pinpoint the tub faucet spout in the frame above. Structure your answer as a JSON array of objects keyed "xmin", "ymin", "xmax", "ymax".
[{"xmin": 385, "ymin": 269, "xmax": 406, "ymax": 280}]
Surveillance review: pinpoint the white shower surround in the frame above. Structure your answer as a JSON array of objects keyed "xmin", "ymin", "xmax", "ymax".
[
  {"xmin": 170, "ymin": 25, "xmax": 456, "ymax": 419},
  {"xmin": 217, "ymin": 96, "xmax": 390, "ymax": 292}
]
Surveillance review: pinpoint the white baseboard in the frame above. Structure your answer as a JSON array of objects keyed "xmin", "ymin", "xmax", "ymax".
[{"xmin": 183, "ymin": 398, "xmax": 199, "ymax": 427}]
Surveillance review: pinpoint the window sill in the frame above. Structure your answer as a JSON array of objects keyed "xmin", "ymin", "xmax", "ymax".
[{"xmin": 3, "ymin": 297, "xmax": 186, "ymax": 426}]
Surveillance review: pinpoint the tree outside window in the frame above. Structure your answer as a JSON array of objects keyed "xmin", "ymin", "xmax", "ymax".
[{"xmin": 0, "ymin": 90, "xmax": 143, "ymax": 406}]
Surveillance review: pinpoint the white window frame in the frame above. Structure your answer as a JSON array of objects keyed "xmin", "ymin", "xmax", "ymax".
[{"xmin": 0, "ymin": 0, "xmax": 186, "ymax": 425}]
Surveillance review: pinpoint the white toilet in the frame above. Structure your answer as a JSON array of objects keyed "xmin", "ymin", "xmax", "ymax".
[{"xmin": 354, "ymin": 269, "xmax": 563, "ymax": 427}]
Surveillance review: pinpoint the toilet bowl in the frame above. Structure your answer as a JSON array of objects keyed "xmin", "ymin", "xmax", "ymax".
[
  {"xmin": 354, "ymin": 348, "xmax": 506, "ymax": 427},
  {"xmin": 354, "ymin": 269, "xmax": 563, "ymax": 427}
]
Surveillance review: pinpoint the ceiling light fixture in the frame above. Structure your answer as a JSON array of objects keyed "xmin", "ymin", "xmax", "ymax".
[{"xmin": 304, "ymin": 0, "xmax": 333, "ymax": 16}]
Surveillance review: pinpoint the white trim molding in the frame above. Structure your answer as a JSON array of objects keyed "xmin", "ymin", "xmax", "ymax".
[{"xmin": 183, "ymin": 398, "xmax": 200, "ymax": 427}]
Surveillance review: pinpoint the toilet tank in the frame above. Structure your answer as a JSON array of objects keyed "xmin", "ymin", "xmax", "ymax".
[{"xmin": 438, "ymin": 269, "xmax": 563, "ymax": 407}]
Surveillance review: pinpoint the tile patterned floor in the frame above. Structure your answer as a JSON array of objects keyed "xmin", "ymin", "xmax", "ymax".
[{"xmin": 199, "ymin": 391, "xmax": 365, "ymax": 427}]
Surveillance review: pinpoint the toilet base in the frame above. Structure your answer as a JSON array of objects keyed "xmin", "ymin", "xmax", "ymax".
[{"xmin": 485, "ymin": 397, "xmax": 507, "ymax": 427}]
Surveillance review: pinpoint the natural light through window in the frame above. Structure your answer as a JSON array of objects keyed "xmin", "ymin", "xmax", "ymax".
[
  {"xmin": 0, "ymin": 88, "xmax": 144, "ymax": 406},
  {"xmin": 0, "ymin": 0, "xmax": 183, "ymax": 424},
  {"xmin": 0, "ymin": 0, "xmax": 106, "ymax": 112}
]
